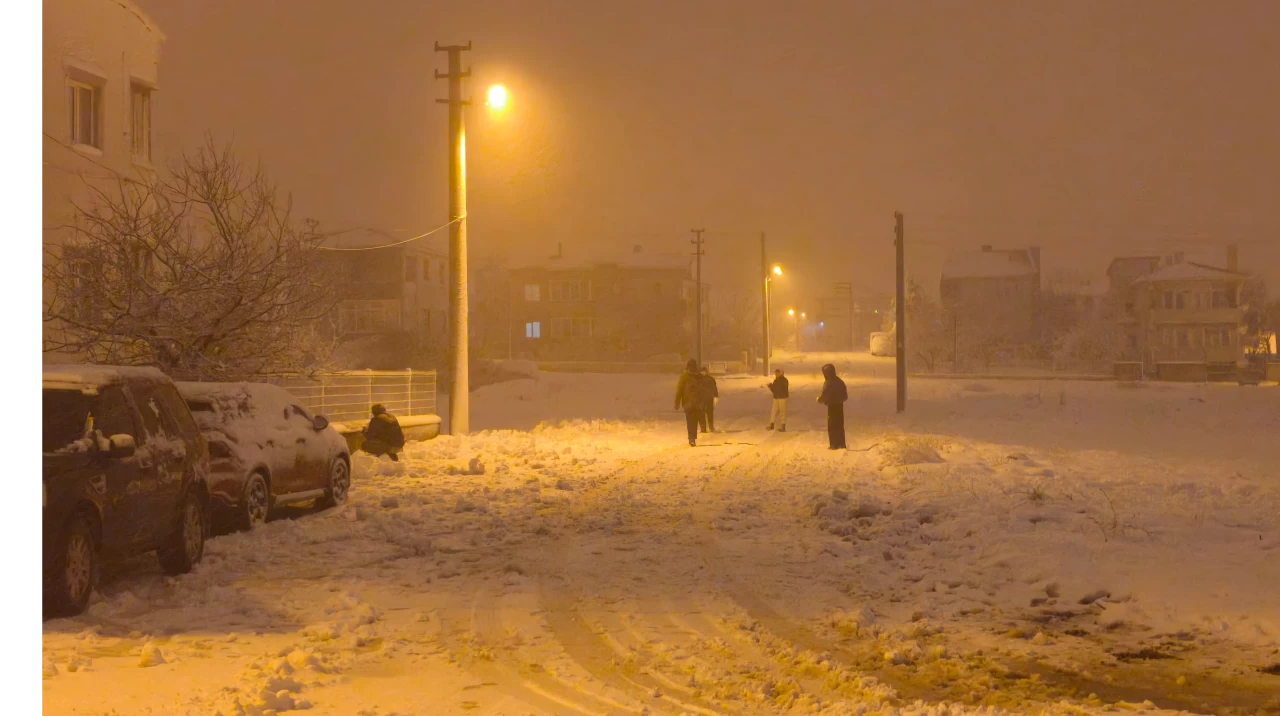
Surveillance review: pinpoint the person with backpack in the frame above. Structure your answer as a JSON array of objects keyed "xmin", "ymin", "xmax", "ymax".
[
  {"xmin": 817, "ymin": 363, "xmax": 848, "ymax": 450},
  {"xmin": 362, "ymin": 404, "xmax": 406, "ymax": 461},
  {"xmin": 674, "ymin": 359, "xmax": 706, "ymax": 447},
  {"xmin": 698, "ymin": 365, "xmax": 719, "ymax": 433},
  {"xmin": 765, "ymin": 368, "xmax": 789, "ymax": 431}
]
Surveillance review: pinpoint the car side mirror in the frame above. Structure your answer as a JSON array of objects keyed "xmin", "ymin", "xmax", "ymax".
[
  {"xmin": 312, "ymin": 415, "xmax": 330, "ymax": 431},
  {"xmin": 105, "ymin": 434, "xmax": 136, "ymax": 459}
]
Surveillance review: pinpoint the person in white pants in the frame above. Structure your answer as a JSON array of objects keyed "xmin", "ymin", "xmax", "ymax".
[{"xmin": 765, "ymin": 368, "xmax": 789, "ymax": 431}]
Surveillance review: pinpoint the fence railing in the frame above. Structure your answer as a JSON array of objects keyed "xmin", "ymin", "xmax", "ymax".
[{"xmin": 265, "ymin": 370, "xmax": 437, "ymax": 423}]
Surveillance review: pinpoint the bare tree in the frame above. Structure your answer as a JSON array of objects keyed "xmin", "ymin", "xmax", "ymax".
[
  {"xmin": 43, "ymin": 140, "xmax": 339, "ymax": 380},
  {"xmin": 710, "ymin": 287, "xmax": 760, "ymax": 352}
]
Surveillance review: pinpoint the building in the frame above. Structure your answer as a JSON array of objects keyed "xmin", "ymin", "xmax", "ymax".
[
  {"xmin": 508, "ymin": 245, "xmax": 705, "ymax": 361},
  {"xmin": 1117, "ymin": 249, "xmax": 1249, "ymax": 377},
  {"xmin": 940, "ymin": 245, "xmax": 1041, "ymax": 338},
  {"xmin": 815, "ymin": 290, "xmax": 891, "ymax": 351},
  {"xmin": 43, "ymin": 0, "xmax": 165, "ymax": 346},
  {"xmin": 320, "ymin": 232, "xmax": 450, "ymax": 367}
]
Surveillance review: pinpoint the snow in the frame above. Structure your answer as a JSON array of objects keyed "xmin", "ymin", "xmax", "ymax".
[
  {"xmin": 941, "ymin": 250, "xmax": 1037, "ymax": 280},
  {"xmin": 42, "ymin": 353, "xmax": 1280, "ymax": 714},
  {"xmin": 1131, "ymin": 262, "xmax": 1247, "ymax": 283},
  {"xmin": 43, "ymin": 363, "xmax": 169, "ymax": 390}
]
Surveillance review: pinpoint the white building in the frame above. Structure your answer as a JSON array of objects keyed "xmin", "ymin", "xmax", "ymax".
[{"xmin": 43, "ymin": 0, "xmax": 164, "ymax": 291}]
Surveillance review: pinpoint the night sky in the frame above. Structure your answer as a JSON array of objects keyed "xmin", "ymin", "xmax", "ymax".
[{"xmin": 137, "ymin": 0, "xmax": 1280, "ymax": 306}]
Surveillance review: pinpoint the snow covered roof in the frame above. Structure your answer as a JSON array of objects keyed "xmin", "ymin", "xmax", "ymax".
[
  {"xmin": 941, "ymin": 248, "xmax": 1038, "ymax": 280},
  {"xmin": 1131, "ymin": 261, "xmax": 1248, "ymax": 284},
  {"xmin": 43, "ymin": 364, "xmax": 170, "ymax": 391},
  {"xmin": 1105, "ymin": 256, "xmax": 1161, "ymax": 276}
]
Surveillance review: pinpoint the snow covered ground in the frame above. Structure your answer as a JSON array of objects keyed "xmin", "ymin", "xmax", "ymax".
[{"xmin": 42, "ymin": 353, "xmax": 1280, "ymax": 715}]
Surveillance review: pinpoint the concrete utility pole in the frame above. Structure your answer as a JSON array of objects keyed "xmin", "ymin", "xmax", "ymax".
[
  {"xmin": 691, "ymin": 229, "xmax": 705, "ymax": 365},
  {"xmin": 435, "ymin": 41, "xmax": 471, "ymax": 435},
  {"xmin": 894, "ymin": 211, "xmax": 906, "ymax": 413},
  {"xmin": 835, "ymin": 282, "xmax": 854, "ymax": 351},
  {"xmin": 761, "ymin": 233, "xmax": 771, "ymax": 376}
]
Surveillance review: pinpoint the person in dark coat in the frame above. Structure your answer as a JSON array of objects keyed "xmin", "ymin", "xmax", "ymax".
[
  {"xmin": 817, "ymin": 363, "xmax": 848, "ymax": 449},
  {"xmin": 698, "ymin": 366, "xmax": 719, "ymax": 433},
  {"xmin": 765, "ymin": 368, "xmax": 789, "ymax": 431},
  {"xmin": 674, "ymin": 359, "xmax": 706, "ymax": 447},
  {"xmin": 362, "ymin": 404, "xmax": 406, "ymax": 461}
]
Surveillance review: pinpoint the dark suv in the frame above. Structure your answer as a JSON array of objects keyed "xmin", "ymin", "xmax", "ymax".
[{"xmin": 43, "ymin": 365, "xmax": 212, "ymax": 617}]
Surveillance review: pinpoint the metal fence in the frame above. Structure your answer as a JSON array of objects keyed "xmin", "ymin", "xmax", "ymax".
[{"xmin": 265, "ymin": 370, "xmax": 437, "ymax": 423}]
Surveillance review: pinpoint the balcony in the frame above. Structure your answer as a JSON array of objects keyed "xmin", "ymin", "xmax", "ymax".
[{"xmin": 1149, "ymin": 307, "xmax": 1241, "ymax": 325}]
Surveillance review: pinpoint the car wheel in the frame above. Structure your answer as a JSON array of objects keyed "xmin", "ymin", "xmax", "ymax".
[
  {"xmin": 317, "ymin": 458, "xmax": 350, "ymax": 509},
  {"xmin": 241, "ymin": 473, "xmax": 270, "ymax": 531},
  {"xmin": 45, "ymin": 513, "xmax": 99, "ymax": 618},
  {"xmin": 158, "ymin": 491, "xmax": 206, "ymax": 575}
]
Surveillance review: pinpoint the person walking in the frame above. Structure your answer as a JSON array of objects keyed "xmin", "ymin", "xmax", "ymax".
[
  {"xmin": 362, "ymin": 404, "xmax": 407, "ymax": 461},
  {"xmin": 698, "ymin": 365, "xmax": 719, "ymax": 433},
  {"xmin": 674, "ymin": 359, "xmax": 706, "ymax": 447},
  {"xmin": 765, "ymin": 368, "xmax": 789, "ymax": 431},
  {"xmin": 817, "ymin": 363, "xmax": 848, "ymax": 450}
]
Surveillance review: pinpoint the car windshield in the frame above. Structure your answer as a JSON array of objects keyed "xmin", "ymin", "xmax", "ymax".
[{"xmin": 43, "ymin": 389, "xmax": 99, "ymax": 453}]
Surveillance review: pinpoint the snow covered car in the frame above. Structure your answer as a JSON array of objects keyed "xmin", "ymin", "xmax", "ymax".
[
  {"xmin": 43, "ymin": 365, "xmax": 211, "ymax": 617},
  {"xmin": 177, "ymin": 382, "xmax": 351, "ymax": 529}
]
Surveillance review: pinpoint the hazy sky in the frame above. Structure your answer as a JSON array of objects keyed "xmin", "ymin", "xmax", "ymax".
[{"xmin": 138, "ymin": 0, "xmax": 1279, "ymax": 306}]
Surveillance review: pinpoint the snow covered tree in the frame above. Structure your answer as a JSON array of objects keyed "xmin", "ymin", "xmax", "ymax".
[{"xmin": 43, "ymin": 141, "xmax": 340, "ymax": 380}]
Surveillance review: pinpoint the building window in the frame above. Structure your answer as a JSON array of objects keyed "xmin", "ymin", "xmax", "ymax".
[
  {"xmin": 524, "ymin": 283, "xmax": 541, "ymax": 301},
  {"xmin": 549, "ymin": 279, "xmax": 591, "ymax": 302},
  {"xmin": 338, "ymin": 300, "xmax": 396, "ymax": 334},
  {"xmin": 404, "ymin": 256, "xmax": 418, "ymax": 282},
  {"xmin": 525, "ymin": 321, "xmax": 541, "ymax": 339},
  {"xmin": 130, "ymin": 85, "xmax": 152, "ymax": 161},
  {"xmin": 423, "ymin": 257, "xmax": 430, "ymax": 281},
  {"xmin": 421, "ymin": 309, "xmax": 431, "ymax": 331},
  {"xmin": 1175, "ymin": 292, "xmax": 1189, "ymax": 310},
  {"xmin": 68, "ymin": 80, "xmax": 101, "ymax": 149},
  {"xmin": 549, "ymin": 317, "xmax": 592, "ymax": 338},
  {"xmin": 438, "ymin": 262, "xmax": 445, "ymax": 283},
  {"xmin": 1206, "ymin": 327, "xmax": 1232, "ymax": 347},
  {"xmin": 1212, "ymin": 289, "xmax": 1234, "ymax": 309},
  {"xmin": 1161, "ymin": 291, "xmax": 1173, "ymax": 309}
]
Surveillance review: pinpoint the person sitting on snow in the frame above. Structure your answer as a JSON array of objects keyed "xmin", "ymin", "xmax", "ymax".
[{"xmin": 362, "ymin": 404, "xmax": 406, "ymax": 461}]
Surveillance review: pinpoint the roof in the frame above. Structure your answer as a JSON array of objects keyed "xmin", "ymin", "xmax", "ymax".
[
  {"xmin": 43, "ymin": 364, "xmax": 170, "ymax": 391},
  {"xmin": 509, "ymin": 252, "xmax": 692, "ymax": 272},
  {"xmin": 941, "ymin": 248, "xmax": 1038, "ymax": 280},
  {"xmin": 1105, "ymin": 256, "xmax": 1162, "ymax": 276},
  {"xmin": 1131, "ymin": 261, "xmax": 1248, "ymax": 284}
]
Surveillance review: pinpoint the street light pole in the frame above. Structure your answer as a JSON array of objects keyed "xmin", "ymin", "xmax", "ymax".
[
  {"xmin": 761, "ymin": 232, "xmax": 770, "ymax": 376},
  {"xmin": 435, "ymin": 41, "xmax": 471, "ymax": 435}
]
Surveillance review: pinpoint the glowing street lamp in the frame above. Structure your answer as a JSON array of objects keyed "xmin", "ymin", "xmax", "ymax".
[
  {"xmin": 787, "ymin": 308, "xmax": 795, "ymax": 316},
  {"xmin": 486, "ymin": 84, "xmax": 508, "ymax": 111},
  {"xmin": 762, "ymin": 259, "xmax": 783, "ymax": 375},
  {"xmin": 772, "ymin": 265, "xmax": 782, "ymax": 277}
]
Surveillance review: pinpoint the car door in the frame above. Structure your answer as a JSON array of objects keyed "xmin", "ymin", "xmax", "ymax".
[
  {"xmin": 91, "ymin": 386, "xmax": 152, "ymax": 554},
  {"xmin": 126, "ymin": 382, "xmax": 189, "ymax": 547},
  {"xmin": 284, "ymin": 403, "xmax": 328, "ymax": 492}
]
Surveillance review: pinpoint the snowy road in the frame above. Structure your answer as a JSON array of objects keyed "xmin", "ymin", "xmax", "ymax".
[{"xmin": 42, "ymin": 355, "xmax": 1280, "ymax": 715}]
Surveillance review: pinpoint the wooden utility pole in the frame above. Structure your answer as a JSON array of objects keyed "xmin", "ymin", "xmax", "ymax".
[
  {"xmin": 691, "ymin": 229, "xmax": 706, "ymax": 365},
  {"xmin": 894, "ymin": 212, "xmax": 906, "ymax": 413},
  {"xmin": 761, "ymin": 233, "xmax": 771, "ymax": 376},
  {"xmin": 435, "ymin": 41, "xmax": 471, "ymax": 434}
]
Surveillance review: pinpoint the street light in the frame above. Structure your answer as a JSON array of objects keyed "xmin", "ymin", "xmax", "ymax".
[{"xmin": 486, "ymin": 84, "xmax": 508, "ymax": 111}]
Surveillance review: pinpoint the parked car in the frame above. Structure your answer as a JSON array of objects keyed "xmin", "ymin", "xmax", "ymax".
[
  {"xmin": 43, "ymin": 365, "xmax": 211, "ymax": 617},
  {"xmin": 176, "ymin": 382, "xmax": 351, "ymax": 530}
]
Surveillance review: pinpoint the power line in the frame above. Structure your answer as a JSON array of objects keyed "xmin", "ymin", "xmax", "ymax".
[{"xmin": 315, "ymin": 215, "xmax": 465, "ymax": 251}]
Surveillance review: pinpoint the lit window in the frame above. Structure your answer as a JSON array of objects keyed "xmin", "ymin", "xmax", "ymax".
[
  {"xmin": 68, "ymin": 80, "xmax": 100, "ymax": 148},
  {"xmin": 524, "ymin": 284, "xmax": 540, "ymax": 301},
  {"xmin": 130, "ymin": 84, "xmax": 152, "ymax": 161},
  {"xmin": 525, "ymin": 321, "xmax": 540, "ymax": 339}
]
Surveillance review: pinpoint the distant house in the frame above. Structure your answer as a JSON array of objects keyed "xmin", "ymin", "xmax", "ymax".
[
  {"xmin": 508, "ymin": 245, "xmax": 706, "ymax": 361},
  {"xmin": 1108, "ymin": 247, "xmax": 1249, "ymax": 378},
  {"xmin": 319, "ymin": 232, "xmax": 450, "ymax": 365},
  {"xmin": 940, "ymin": 245, "xmax": 1041, "ymax": 338}
]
